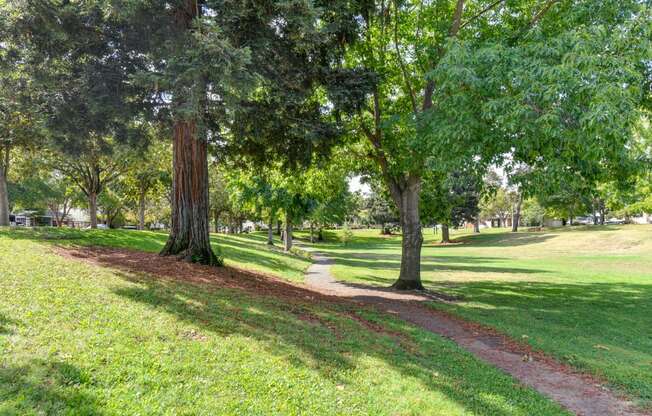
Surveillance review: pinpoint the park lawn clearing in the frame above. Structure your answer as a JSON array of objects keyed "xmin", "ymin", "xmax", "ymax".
[
  {"xmin": 0, "ymin": 232, "xmax": 569, "ymax": 415},
  {"xmin": 0, "ymin": 227, "xmax": 310, "ymax": 282},
  {"xmin": 307, "ymin": 225, "xmax": 652, "ymax": 409}
]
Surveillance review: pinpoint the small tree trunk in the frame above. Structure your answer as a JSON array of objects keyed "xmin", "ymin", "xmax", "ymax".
[
  {"xmin": 390, "ymin": 177, "xmax": 424, "ymax": 290},
  {"xmin": 600, "ymin": 208, "xmax": 605, "ymax": 225},
  {"xmin": 138, "ymin": 190, "xmax": 146, "ymax": 230},
  {"xmin": 0, "ymin": 167, "xmax": 9, "ymax": 227},
  {"xmin": 160, "ymin": 119, "xmax": 221, "ymax": 266},
  {"xmin": 473, "ymin": 218, "xmax": 480, "ymax": 233},
  {"xmin": 441, "ymin": 224, "xmax": 450, "ymax": 243},
  {"xmin": 0, "ymin": 145, "xmax": 9, "ymax": 227},
  {"xmin": 593, "ymin": 207, "xmax": 598, "ymax": 225},
  {"xmin": 267, "ymin": 216, "xmax": 274, "ymax": 245},
  {"xmin": 213, "ymin": 211, "xmax": 219, "ymax": 233},
  {"xmin": 284, "ymin": 215, "xmax": 293, "ymax": 252},
  {"xmin": 309, "ymin": 222, "xmax": 315, "ymax": 243},
  {"xmin": 276, "ymin": 220, "xmax": 281, "ymax": 236},
  {"xmin": 88, "ymin": 192, "xmax": 98, "ymax": 229},
  {"xmin": 512, "ymin": 194, "xmax": 523, "ymax": 232},
  {"xmin": 317, "ymin": 227, "xmax": 324, "ymax": 241}
]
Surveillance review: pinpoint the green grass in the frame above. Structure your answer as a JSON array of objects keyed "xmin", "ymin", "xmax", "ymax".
[
  {"xmin": 304, "ymin": 225, "xmax": 652, "ymax": 408},
  {"xmin": 0, "ymin": 227, "xmax": 311, "ymax": 282},
  {"xmin": 0, "ymin": 231, "xmax": 567, "ymax": 415}
]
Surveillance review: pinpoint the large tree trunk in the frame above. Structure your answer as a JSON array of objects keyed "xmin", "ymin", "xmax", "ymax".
[
  {"xmin": 0, "ymin": 146, "xmax": 10, "ymax": 227},
  {"xmin": 160, "ymin": 120, "xmax": 221, "ymax": 266},
  {"xmin": 138, "ymin": 190, "xmax": 146, "ymax": 230},
  {"xmin": 284, "ymin": 215, "xmax": 293, "ymax": 252},
  {"xmin": 511, "ymin": 194, "xmax": 523, "ymax": 232},
  {"xmin": 267, "ymin": 216, "xmax": 274, "ymax": 245},
  {"xmin": 390, "ymin": 177, "xmax": 424, "ymax": 290},
  {"xmin": 88, "ymin": 192, "xmax": 98, "ymax": 229},
  {"xmin": 441, "ymin": 224, "xmax": 450, "ymax": 243}
]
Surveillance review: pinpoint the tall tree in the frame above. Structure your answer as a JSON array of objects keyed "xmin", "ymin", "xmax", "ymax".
[
  {"xmin": 345, "ymin": 0, "xmax": 648, "ymax": 288},
  {"xmin": 7, "ymin": 1, "xmax": 151, "ymax": 228},
  {"xmin": 0, "ymin": 12, "xmax": 41, "ymax": 226}
]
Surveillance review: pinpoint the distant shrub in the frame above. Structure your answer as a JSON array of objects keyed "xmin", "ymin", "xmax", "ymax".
[{"xmin": 341, "ymin": 225, "xmax": 354, "ymax": 246}]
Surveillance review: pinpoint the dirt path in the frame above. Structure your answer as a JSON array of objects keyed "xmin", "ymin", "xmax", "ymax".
[{"xmin": 304, "ymin": 250, "xmax": 647, "ymax": 416}]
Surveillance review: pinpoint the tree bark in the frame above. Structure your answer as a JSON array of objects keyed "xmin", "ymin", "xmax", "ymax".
[
  {"xmin": 284, "ymin": 214, "xmax": 293, "ymax": 252},
  {"xmin": 441, "ymin": 224, "xmax": 450, "ymax": 243},
  {"xmin": 267, "ymin": 216, "xmax": 274, "ymax": 245},
  {"xmin": 473, "ymin": 218, "xmax": 480, "ymax": 233},
  {"xmin": 0, "ymin": 145, "xmax": 10, "ymax": 227},
  {"xmin": 160, "ymin": 120, "xmax": 221, "ymax": 266},
  {"xmin": 317, "ymin": 227, "xmax": 324, "ymax": 241},
  {"xmin": 390, "ymin": 177, "xmax": 424, "ymax": 290},
  {"xmin": 309, "ymin": 222, "xmax": 315, "ymax": 243},
  {"xmin": 600, "ymin": 207, "xmax": 605, "ymax": 225},
  {"xmin": 88, "ymin": 192, "xmax": 98, "ymax": 229},
  {"xmin": 138, "ymin": 190, "xmax": 146, "ymax": 230},
  {"xmin": 511, "ymin": 193, "xmax": 523, "ymax": 232},
  {"xmin": 0, "ymin": 169, "xmax": 9, "ymax": 227},
  {"xmin": 276, "ymin": 220, "xmax": 281, "ymax": 235}
]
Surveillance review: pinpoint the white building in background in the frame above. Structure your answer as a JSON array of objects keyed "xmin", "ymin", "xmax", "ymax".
[{"xmin": 631, "ymin": 213, "xmax": 652, "ymax": 225}]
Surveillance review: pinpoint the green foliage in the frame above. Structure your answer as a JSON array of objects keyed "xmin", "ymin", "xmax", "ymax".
[
  {"xmin": 340, "ymin": 223, "xmax": 354, "ymax": 246},
  {"xmin": 520, "ymin": 198, "xmax": 546, "ymax": 226}
]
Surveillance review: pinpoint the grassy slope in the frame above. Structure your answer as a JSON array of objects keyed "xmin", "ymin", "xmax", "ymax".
[
  {"xmin": 0, "ymin": 233, "xmax": 567, "ymax": 415},
  {"xmin": 0, "ymin": 228, "xmax": 310, "ymax": 282},
  {"xmin": 304, "ymin": 225, "xmax": 652, "ymax": 408}
]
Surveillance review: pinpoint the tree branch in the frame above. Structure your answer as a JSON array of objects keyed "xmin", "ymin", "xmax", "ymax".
[
  {"xmin": 514, "ymin": 0, "xmax": 561, "ymax": 40},
  {"xmin": 423, "ymin": 0, "xmax": 465, "ymax": 111},
  {"xmin": 392, "ymin": 0, "xmax": 418, "ymax": 115},
  {"xmin": 460, "ymin": 0, "xmax": 505, "ymax": 30},
  {"xmin": 449, "ymin": 0, "xmax": 466, "ymax": 37}
]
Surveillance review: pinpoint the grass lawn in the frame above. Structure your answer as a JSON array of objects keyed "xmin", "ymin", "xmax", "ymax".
[
  {"xmin": 304, "ymin": 225, "xmax": 652, "ymax": 408},
  {"xmin": 0, "ymin": 230, "xmax": 568, "ymax": 415},
  {"xmin": 0, "ymin": 227, "xmax": 310, "ymax": 282}
]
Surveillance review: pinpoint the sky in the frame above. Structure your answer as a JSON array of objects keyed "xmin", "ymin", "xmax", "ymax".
[{"xmin": 348, "ymin": 175, "xmax": 371, "ymax": 195}]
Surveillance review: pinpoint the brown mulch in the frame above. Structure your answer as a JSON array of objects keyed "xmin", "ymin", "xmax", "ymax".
[{"xmin": 53, "ymin": 245, "xmax": 343, "ymax": 306}]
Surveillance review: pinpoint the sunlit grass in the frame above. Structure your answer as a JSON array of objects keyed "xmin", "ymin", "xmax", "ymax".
[
  {"xmin": 0, "ymin": 227, "xmax": 311, "ymax": 282},
  {"xmin": 0, "ymin": 232, "xmax": 567, "ymax": 415},
  {"xmin": 304, "ymin": 225, "xmax": 652, "ymax": 408}
]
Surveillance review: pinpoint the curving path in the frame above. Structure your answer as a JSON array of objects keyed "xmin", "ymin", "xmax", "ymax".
[{"xmin": 304, "ymin": 250, "xmax": 648, "ymax": 416}]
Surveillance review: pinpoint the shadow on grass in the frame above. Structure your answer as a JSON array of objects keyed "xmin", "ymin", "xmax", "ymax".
[
  {"xmin": 431, "ymin": 280, "xmax": 652, "ymax": 404},
  {"xmin": 0, "ymin": 360, "xmax": 102, "ymax": 415},
  {"xmin": 452, "ymin": 232, "xmax": 557, "ymax": 247},
  {"xmin": 0, "ymin": 228, "xmax": 311, "ymax": 280},
  {"xmin": 0, "ymin": 313, "xmax": 19, "ymax": 335},
  {"xmin": 324, "ymin": 253, "xmax": 548, "ymax": 278},
  {"xmin": 0, "ymin": 228, "xmax": 168, "ymax": 252},
  {"xmin": 103, "ymin": 266, "xmax": 562, "ymax": 416}
]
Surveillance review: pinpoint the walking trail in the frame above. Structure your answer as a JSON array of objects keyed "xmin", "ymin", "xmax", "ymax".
[{"xmin": 303, "ymin": 249, "xmax": 647, "ymax": 416}]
